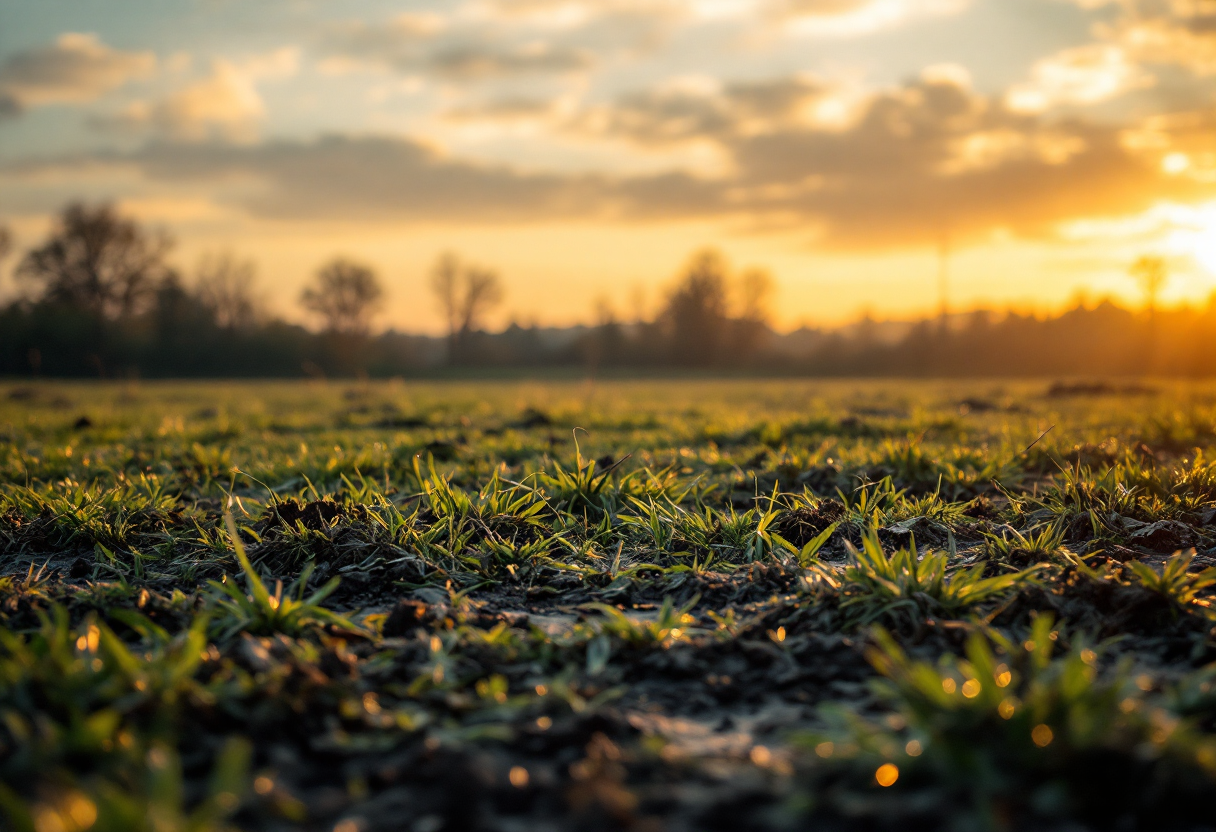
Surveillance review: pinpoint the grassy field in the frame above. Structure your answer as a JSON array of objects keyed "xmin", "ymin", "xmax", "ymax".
[{"xmin": 5, "ymin": 378, "xmax": 1216, "ymax": 831}]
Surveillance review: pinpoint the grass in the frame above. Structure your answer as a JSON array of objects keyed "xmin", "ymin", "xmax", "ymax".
[
  {"xmin": 830, "ymin": 531, "xmax": 1041, "ymax": 630},
  {"xmin": 805, "ymin": 615, "xmax": 1216, "ymax": 828},
  {"xmin": 205, "ymin": 514, "xmax": 362, "ymax": 643},
  {"xmin": 3, "ymin": 377, "xmax": 1216, "ymax": 831}
]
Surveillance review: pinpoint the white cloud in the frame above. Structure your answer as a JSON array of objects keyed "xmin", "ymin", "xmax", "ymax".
[
  {"xmin": 95, "ymin": 48, "xmax": 299, "ymax": 142},
  {"xmin": 1110, "ymin": 16, "xmax": 1216, "ymax": 75},
  {"xmin": 921, "ymin": 63, "xmax": 972, "ymax": 88},
  {"xmin": 1006, "ymin": 44, "xmax": 1153, "ymax": 113},
  {"xmin": 939, "ymin": 128, "xmax": 1086, "ymax": 174},
  {"xmin": 238, "ymin": 46, "xmax": 301, "ymax": 81},
  {"xmin": 772, "ymin": 0, "xmax": 970, "ymax": 36},
  {"xmin": 147, "ymin": 61, "xmax": 264, "ymax": 140},
  {"xmin": 1056, "ymin": 0, "xmax": 1216, "ymax": 75}
]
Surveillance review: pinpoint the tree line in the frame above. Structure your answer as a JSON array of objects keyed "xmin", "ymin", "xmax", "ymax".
[
  {"xmin": 0, "ymin": 202, "xmax": 780, "ymax": 377},
  {"xmin": 1, "ymin": 201, "xmax": 1214, "ymax": 378}
]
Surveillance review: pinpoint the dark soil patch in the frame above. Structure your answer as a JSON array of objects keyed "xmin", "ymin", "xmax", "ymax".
[
  {"xmin": 1046, "ymin": 381, "xmax": 1159, "ymax": 398},
  {"xmin": 265, "ymin": 498, "xmax": 349, "ymax": 530},
  {"xmin": 773, "ymin": 500, "xmax": 846, "ymax": 548}
]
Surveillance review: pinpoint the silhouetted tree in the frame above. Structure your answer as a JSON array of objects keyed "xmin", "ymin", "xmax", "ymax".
[
  {"xmin": 731, "ymin": 266, "xmax": 773, "ymax": 358},
  {"xmin": 581, "ymin": 296, "xmax": 624, "ymax": 372},
  {"xmin": 1131, "ymin": 256, "xmax": 1167, "ymax": 318},
  {"xmin": 738, "ymin": 268, "xmax": 772, "ymax": 320},
  {"xmin": 855, "ymin": 308, "xmax": 878, "ymax": 349},
  {"xmin": 300, "ymin": 257, "xmax": 384, "ymax": 335},
  {"xmin": 0, "ymin": 225, "xmax": 10, "ymax": 300},
  {"xmin": 151, "ymin": 273, "xmax": 213, "ymax": 367},
  {"xmin": 194, "ymin": 252, "xmax": 261, "ymax": 329},
  {"xmin": 16, "ymin": 203, "xmax": 174, "ymax": 319},
  {"xmin": 663, "ymin": 249, "xmax": 730, "ymax": 366},
  {"xmin": 431, "ymin": 252, "xmax": 461, "ymax": 346},
  {"xmin": 429, "ymin": 252, "xmax": 504, "ymax": 363},
  {"xmin": 1131, "ymin": 255, "xmax": 1168, "ymax": 367}
]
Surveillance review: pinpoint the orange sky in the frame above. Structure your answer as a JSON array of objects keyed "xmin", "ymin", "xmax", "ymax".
[{"xmin": 1, "ymin": 0, "xmax": 1215, "ymax": 332}]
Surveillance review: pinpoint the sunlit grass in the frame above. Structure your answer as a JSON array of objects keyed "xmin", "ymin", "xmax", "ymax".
[{"xmin": 4, "ymin": 379, "xmax": 1216, "ymax": 829}]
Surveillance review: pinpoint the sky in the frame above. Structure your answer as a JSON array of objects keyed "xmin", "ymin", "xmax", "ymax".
[{"xmin": 1, "ymin": 0, "xmax": 1215, "ymax": 333}]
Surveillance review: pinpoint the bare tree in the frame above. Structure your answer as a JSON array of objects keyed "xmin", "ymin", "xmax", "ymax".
[
  {"xmin": 429, "ymin": 252, "xmax": 504, "ymax": 362},
  {"xmin": 16, "ymin": 202, "xmax": 173, "ymax": 318},
  {"xmin": 1130, "ymin": 255, "xmax": 1167, "ymax": 319},
  {"xmin": 662, "ymin": 248, "xmax": 730, "ymax": 366},
  {"xmin": 737, "ymin": 267, "xmax": 773, "ymax": 324},
  {"xmin": 430, "ymin": 251, "xmax": 461, "ymax": 346},
  {"xmin": 194, "ymin": 251, "xmax": 262, "ymax": 329},
  {"xmin": 300, "ymin": 257, "xmax": 384, "ymax": 335},
  {"xmin": 733, "ymin": 266, "xmax": 774, "ymax": 357},
  {"xmin": 460, "ymin": 266, "xmax": 504, "ymax": 334},
  {"xmin": 0, "ymin": 225, "xmax": 11, "ymax": 297},
  {"xmin": 1130, "ymin": 254, "xmax": 1168, "ymax": 368},
  {"xmin": 581, "ymin": 295, "xmax": 623, "ymax": 371}
]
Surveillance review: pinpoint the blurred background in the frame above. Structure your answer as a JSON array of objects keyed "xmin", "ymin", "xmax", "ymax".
[{"xmin": 1, "ymin": 0, "xmax": 1215, "ymax": 377}]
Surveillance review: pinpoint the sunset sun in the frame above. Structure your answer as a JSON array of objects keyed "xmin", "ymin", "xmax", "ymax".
[{"xmin": 1190, "ymin": 210, "xmax": 1216, "ymax": 277}]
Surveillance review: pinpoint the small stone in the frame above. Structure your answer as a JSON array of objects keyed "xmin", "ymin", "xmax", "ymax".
[
  {"xmin": 382, "ymin": 599, "xmax": 438, "ymax": 636},
  {"xmin": 1114, "ymin": 514, "xmax": 1147, "ymax": 533},
  {"xmin": 880, "ymin": 516, "xmax": 942, "ymax": 548},
  {"xmin": 237, "ymin": 634, "xmax": 274, "ymax": 673}
]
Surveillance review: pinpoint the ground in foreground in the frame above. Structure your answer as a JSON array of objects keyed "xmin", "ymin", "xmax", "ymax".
[{"xmin": 5, "ymin": 379, "xmax": 1216, "ymax": 832}]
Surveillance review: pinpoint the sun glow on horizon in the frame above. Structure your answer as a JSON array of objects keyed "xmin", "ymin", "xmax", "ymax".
[{"xmin": 1173, "ymin": 203, "xmax": 1216, "ymax": 277}]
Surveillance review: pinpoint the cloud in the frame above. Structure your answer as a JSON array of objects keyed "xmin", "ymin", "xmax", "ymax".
[
  {"xmin": 237, "ymin": 46, "xmax": 301, "ymax": 80},
  {"xmin": 318, "ymin": 2, "xmax": 685, "ymax": 83},
  {"xmin": 111, "ymin": 62, "xmax": 263, "ymax": 140},
  {"xmin": 0, "ymin": 33, "xmax": 155, "ymax": 113},
  {"xmin": 47, "ymin": 72, "xmax": 1196, "ymax": 246},
  {"xmin": 321, "ymin": 12, "xmax": 599, "ymax": 81},
  {"xmin": 1059, "ymin": 0, "xmax": 1216, "ymax": 75},
  {"xmin": 125, "ymin": 135, "xmax": 676, "ymax": 221},
  {"xmin": 468, "ymin": 0, "xmax": 686, "ymax": 42},
  {"xmin": 1005, "ymin": 44, "xmax": 1154, "ymax": 112},
  {"xmin": 1115, "ymin": 17, "xmax": 1216, "ymax": 74},
  {"xmin": 1124, "ymin": 109, "xmax": 1216, "ymax": 182},
  {"xmin": 426, "ymin": 43, "xmax": 593, "ymax": 79},
  {"xmin": 12, "ymin": 70, "xmax": 1211, "ymax": 249},
  {"xmin": 705, "ymin": 74, "xmax": 1207, "ymax": 244},
  {"xmin": 443, "ymin": 95, "xmax": 569, "ymax": 124},
  {"xmin": 93, "ymin": 49, "xmax": 299, "ymax": 141},
  {"xmin": 766, "ymin": 0, "xmax": 970, "ymax": 36},
  {"xmin": 314, "ymin": 0, "xmax": 969, "ymax": 97},
  {"xmin": 469, "ymin": 0, "xmax": 951, "ymax": 34},
  {"xmin": 773, "ymin": 0, "xmax": 878, "ymax": 16},
  {"xmin": 569, "ymin": 75, "xmax": 836, "ymax": 145}
]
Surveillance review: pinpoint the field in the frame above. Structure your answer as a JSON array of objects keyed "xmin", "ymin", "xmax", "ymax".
[{"xmin": 6, "ymin": 378, "xmax": 1216, "ymax": 832}]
